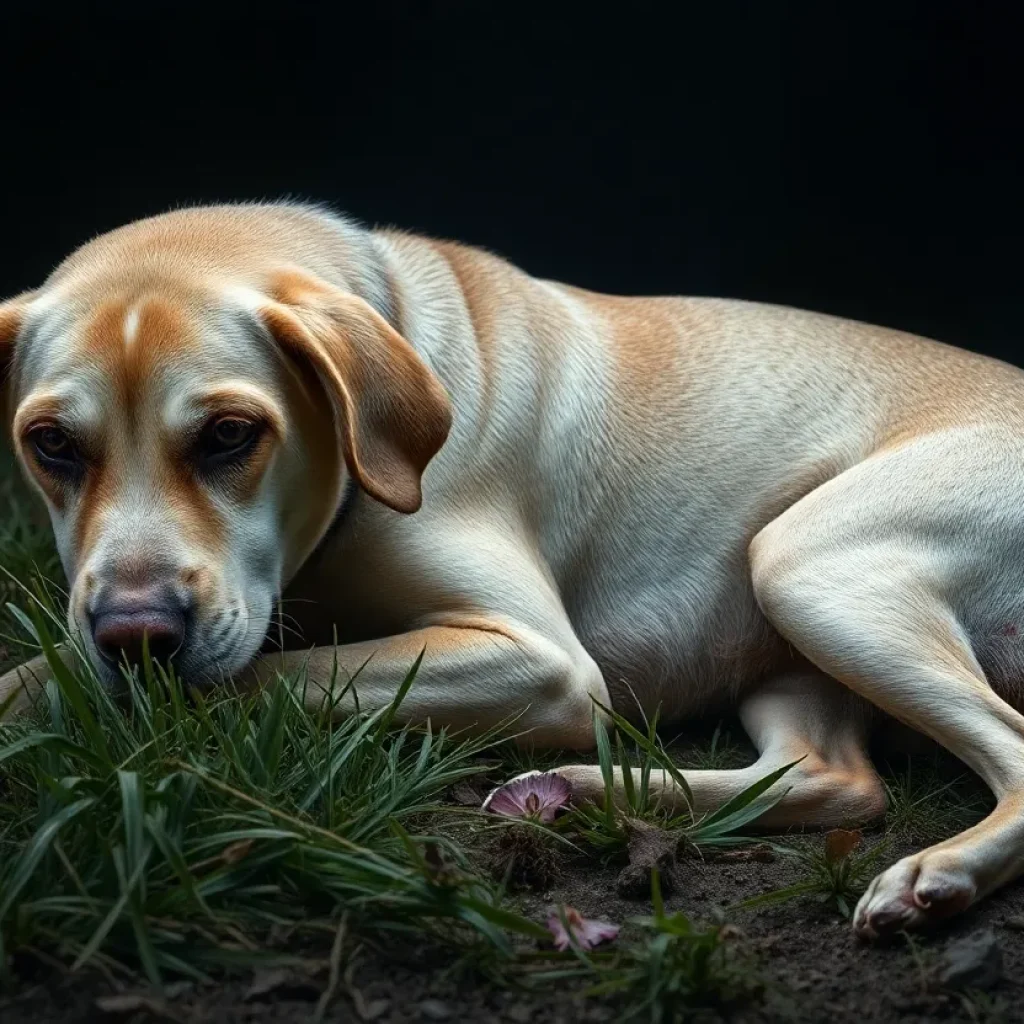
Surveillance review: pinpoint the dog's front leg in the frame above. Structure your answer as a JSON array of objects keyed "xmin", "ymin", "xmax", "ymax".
[
  {"xmin": 0, "ymin": 650, "xmax": 74, "ymax": 718},
  {"xmin": 246, "ymin": 618, "xmax": 609, "ymax": 749}
]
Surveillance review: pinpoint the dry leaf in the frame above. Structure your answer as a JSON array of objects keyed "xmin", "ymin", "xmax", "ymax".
[
  {"xmin": 221, "ymin": 838, "xmax": 254, "ymax": 865},
  {"xmin": 824, "ymin": 828, "xmax": 862, "ymax": 864}
]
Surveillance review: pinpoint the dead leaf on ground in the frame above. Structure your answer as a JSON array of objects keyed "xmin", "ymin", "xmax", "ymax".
[{"xmin": 824, "ymin": 828, "xmax": 862, "ymax": 864}]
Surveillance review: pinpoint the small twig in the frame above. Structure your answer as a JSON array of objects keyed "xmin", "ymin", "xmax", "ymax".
[
  {"xmin": 314, "ymin": 913, "xmax": 348, "ymax": 1022},
  {"xmin": 22, "ymin": 944, "xmax": 71, "ymax": 976},
  {"xmin": 53, "ymin": 839, "xmax": 98, "ymax": 915}
]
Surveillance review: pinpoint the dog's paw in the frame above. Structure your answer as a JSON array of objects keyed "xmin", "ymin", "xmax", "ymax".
[{"xmin": 853, "ymin": 851, "xmax": 977, "ymax": 939}]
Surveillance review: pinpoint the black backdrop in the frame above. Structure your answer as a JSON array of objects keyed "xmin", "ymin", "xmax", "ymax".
[{"xmin": 1, "ymin": 3, "xmax": 1019, "ymax": 362}]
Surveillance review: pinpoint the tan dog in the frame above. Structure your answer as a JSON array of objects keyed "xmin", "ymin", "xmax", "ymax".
[{"xmin": 3, "ymin": 202, "xmax": 1024, "ymax": 939}]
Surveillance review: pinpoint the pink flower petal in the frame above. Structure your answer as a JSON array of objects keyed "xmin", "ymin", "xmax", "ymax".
[
  {"xmin": 481, "ymin": 770, "xmax": 572, "ymax": 823},
  {"xmin": 545, "ymin": 905, "xmax": 620, "ymax": 951}
]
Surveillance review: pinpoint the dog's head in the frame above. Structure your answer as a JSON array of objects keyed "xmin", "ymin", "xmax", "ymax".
[{"xmin": 0, "ymin": 205, "xmax": 451, "ymax": 683}]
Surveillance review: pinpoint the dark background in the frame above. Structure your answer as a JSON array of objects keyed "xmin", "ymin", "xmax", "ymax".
[{"xmin": 1, "ymin": 3, "xmax": 1019, "ymax": 361}]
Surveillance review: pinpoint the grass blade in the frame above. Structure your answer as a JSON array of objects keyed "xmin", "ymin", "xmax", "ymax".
[
  {"xmin": 0, "ymin": 797, "xmax": 96, "ymax": 922},
  {"xmin": 690, "ymin": 759, "xmax": 802, "ymax": 841},
  {"xmin": 590, "ymin": 697, "xmax": 693, "ymax": 809},
  {"xmin": 616, "ymin": 731, "xmax": 637, "ymax": 812},
  {"xmin": 593, "ymin": 708, "xmax": 617, "ymax": 829},
  {"xmin": 372, "ymin": 649, "xmax": 425, "ymax": 742}
]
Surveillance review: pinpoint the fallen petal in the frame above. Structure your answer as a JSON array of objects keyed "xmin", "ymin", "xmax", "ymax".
[
  {"xmin": 482, "ymin": 770, "xmax": 572, "ymax": 822},
  {"xmin": 546, "ymin": 905, "xmax": 620, "ymax": 951}
]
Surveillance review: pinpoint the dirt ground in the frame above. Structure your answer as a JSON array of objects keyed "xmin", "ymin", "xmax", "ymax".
[
  {"xmin": 2, "ymin": 731, "xmax": 1021, "ymax": 1024},
  {"xmin": 3, "ymin": 849, "xmax": 1022, "ymax": 1024}
]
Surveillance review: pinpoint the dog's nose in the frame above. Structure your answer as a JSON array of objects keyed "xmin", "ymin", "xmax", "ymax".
[{"xmin": 91, "ymin": 588, "xmax": 188, "ymax": 668}]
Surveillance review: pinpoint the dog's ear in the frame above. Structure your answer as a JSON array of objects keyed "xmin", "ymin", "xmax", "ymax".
[
  {"xmin": 1, "ymin": 293, "xmax": 36, "ymax": 429},
  {"xmin": 0, "ymin": 293, "xmax": 34, "ymax": 375},
  {"xmin": 255, "ymin": 270, "xmax": 452, "ymax": 514}
]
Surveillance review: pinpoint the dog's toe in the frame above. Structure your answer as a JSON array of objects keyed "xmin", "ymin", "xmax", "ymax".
[
  {"xmin": 854, "ymin": 860, "xmax": 923, "ymax": 938},
  {"xmin": 854, "ymin": 852, "xmax": 976, "ymax": 939}
]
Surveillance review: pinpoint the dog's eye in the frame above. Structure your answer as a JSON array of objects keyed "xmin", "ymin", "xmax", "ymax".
[
  {"xmin": 29, "ymin": 425, "xmax": 80, "ymax": 470},
  {"xmin": 199, "ymin": 417, "xmax": 261, "ymax": 464},
  {"xmin": 211, "ymin": 418, "xmax": 256, "ymax": 451}
]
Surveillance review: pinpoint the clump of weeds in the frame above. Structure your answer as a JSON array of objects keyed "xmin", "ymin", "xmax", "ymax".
[
  {"xmin": 735, "ymin": 827, "xmax": 888, "ymax": 918},
  {"xmin": 0, "ymin": 580, "xmax": 549, "ymax": 987},
  {"xmin": 564, "ymin": 702, "xmax": 798, "ymax": 899}
]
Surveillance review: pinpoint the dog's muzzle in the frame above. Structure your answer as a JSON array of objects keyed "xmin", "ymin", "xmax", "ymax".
[{"xmin": 89, "ymin": 585, "xmax": 190, "ymax": 670}]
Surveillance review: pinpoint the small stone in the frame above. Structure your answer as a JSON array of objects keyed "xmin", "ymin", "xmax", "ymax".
[
  {"xmin": 1003, "ymin": 915, "xmax": 1024, "ymax": 931},
  {"xmin": 419, "ymin": 998, "xmax": 452, "ymax": 1020},
  {"xmin": 361, "ymin": 998, "xmax": 392, "ymax": 1020},
  {"xmin": 935, "ymin": 929, "xmax": 1003, "ymax": 991},
  {"xmin": 94, "ymin": 994, "xmax": 179, "ymax": 1021},
  {"xmin": 243, "ymin": 967, "xmax": 321, "ymax": 1002}
]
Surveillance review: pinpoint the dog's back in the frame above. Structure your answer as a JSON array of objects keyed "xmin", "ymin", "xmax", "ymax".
[{"xmin": 367, "ymin": 224, "xmax": 1024, "ymax": 718}]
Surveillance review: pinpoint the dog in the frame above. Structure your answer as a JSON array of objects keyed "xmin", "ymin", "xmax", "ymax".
[{"xmin": 3, "ymin": 202, "xmax": 1024, "ymax": 939}]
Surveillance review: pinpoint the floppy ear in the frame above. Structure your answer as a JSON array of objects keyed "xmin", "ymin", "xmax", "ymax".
[
  {"xmin": 0, "ymin": 292, "xmax": 33, "ymax": 376},
  {"xmin": 1, "ymin": 293, "xmax": 36, "ymax": 427},
  {"xmin": 256, "ymin": 270, "xmax": 452, "ymax": 514}
]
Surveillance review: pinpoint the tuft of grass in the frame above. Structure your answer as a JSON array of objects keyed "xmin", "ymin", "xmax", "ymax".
[
  {"xmin": 734, "ymin": 828, "xmax": 887, "ymax": 918},
  {"xmin": 564, "ymin": 702, "xmax": 798, "ymax": 855},
  {"xmin": 488, "ymin": 740, "xmax": 570, "ymax": 779},
  {"xmin": 682, "ymin": 719, "xmax": 744, "ymax": 771},
  {"xmin": 532, "ymin": 870, "xmax": 761, "ymax": 1023},
  {"xmin": 956, "ymin": 989, "xmax": 1010, "ymax": 1024},
  {"xmin": 0, "ymin": 589, "xmax": 547, "ymax": 986},
  {"xmin": 881, "ymin": 756, "xmax": 990, "ymax": 842}
]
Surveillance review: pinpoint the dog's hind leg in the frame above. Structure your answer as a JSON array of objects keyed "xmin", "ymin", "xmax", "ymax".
[
  {"xmin": 554, "ymin": 669, "xmax": 887, "ymax": 828},
  {"xmin": 749, "ymin": 430, "xmax": 1024, "ymax": 936}
]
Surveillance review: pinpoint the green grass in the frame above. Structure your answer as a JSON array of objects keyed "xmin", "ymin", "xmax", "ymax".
[
  {"xmin": 881, "ymin": 755, "xmax": 990, "ymax": 842},
  {"xmin": 0, "ymin": 456, "xmax": 63, "ymax": 674},
  {"xmin": 0, "ymin": 597, "xmax": 551, "ymax": 986},
  {"xmin": 734, "ymin": 828, "xmax": 889, "ymax": 919},
  {"xmin": 0, "ymin": 458, "xmax": 790, "ymax": 1017},
  {"xmin": 680, "ymin": 720, "xmax": 745, "ymax": 771},
  {"xmin": 0, "ymin": 463, "xmax": 782, "ymax": 1006},
  {"xmin": 562, "ymin": 702, "xmax": 799, "ymax": 856}
]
